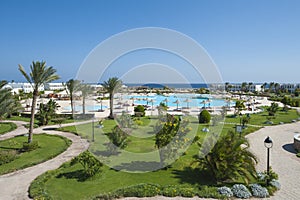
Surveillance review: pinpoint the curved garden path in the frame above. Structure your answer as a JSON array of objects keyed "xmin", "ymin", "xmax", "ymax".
[
  {"xmin": 0, "ymin": 120, "xmax": 90, "ymax": 200},
  {"xmin": 1, "ymin": 120, "xmax": 300, "ymax": 200}
]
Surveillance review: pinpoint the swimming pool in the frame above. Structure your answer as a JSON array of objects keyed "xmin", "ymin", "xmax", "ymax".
[{"xmin": 123, "ymin": 94, "xmax": 235, "ymax": 108}]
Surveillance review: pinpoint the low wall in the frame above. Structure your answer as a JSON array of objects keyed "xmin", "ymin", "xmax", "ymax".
[{"xmin": 294, "ymin": 134, "xmax": 300, "ymax": 152}]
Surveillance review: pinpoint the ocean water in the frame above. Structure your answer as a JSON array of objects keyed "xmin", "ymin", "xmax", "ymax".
[{"xmin": 125, "ymin": 83, "xmax": 208, "ymax": 89}]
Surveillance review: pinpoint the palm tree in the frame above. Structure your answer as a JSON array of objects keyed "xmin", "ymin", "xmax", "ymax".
[
  {"xmin": 269, "ymin": 82, "xmax": 275, "ymax": 93},
  {"xmin": 80, "ymin": 84, "xmax": 93, "ymax": 115},
  {"xmin": 65, "ymin": 79, "xmax": 81, "ymax": 119},
  {"xmin": 241, "ymin": 82, "xmax": 248, "ymax": 93},
  {"xmin": 18, "ymin": 61, "xmax": 59, "ymax": 143},
  {"xmin": 102, "ymin": 77, "xmax": 122, "ymax": 119},
  {"xmin": 197, "ymin": 131, "xmax": 257, "ymax": 184},
  {"xmin": 0, "ymin": 80, "xmax": 22, "ymax": 119}
]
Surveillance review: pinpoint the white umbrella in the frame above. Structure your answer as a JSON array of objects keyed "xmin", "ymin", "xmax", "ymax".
[
  {"xmin": 174, "ymin": 99, "xmax": 180, "ymax": 110},
  {"xmin": 163, "ymin": 98, "xmax": 169, "ymax": 107},
  {"xmin": 183, "ymin": 98, "xmax": 191, "ymax": 109}
]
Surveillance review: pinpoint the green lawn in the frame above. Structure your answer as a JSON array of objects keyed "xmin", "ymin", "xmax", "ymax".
[
  {"xmin": 0, "ymin": 122, "xmax": 17, "ymax": 135},
  {"xmin": 29, "ymin": 109, "xmax": 299, "ymax": 199},
  {"xmin": 0, "ymin": 134, "xmax": 71, "ymax": 175}
]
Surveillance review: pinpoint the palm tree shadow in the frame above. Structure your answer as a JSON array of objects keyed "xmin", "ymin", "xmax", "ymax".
[{"xmin": 172, "ymin": 167, "xmax": 216, "ymax": 186}]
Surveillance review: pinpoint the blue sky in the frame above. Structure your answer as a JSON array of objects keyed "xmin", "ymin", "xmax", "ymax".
[{"xmin": 0, "ymin": 0, "xmax": 300, "ymax": 83}]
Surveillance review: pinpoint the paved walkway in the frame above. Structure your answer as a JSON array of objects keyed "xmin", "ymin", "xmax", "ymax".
[
  {"xmin": 1, "ymin": 120, "xmax": 300, "ymax": 199},
  {"xmin": 0, "ymin": 120, "xmax": 90, "ymax": 200},
  {"xmin": 247, "ymin": 121, "xmax": 300, "ymax": 200}
]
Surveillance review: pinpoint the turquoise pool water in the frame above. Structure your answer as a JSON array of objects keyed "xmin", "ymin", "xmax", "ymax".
[{"xmin": 123, "ymin": 94, "xmax": 234, "ymax": 108}]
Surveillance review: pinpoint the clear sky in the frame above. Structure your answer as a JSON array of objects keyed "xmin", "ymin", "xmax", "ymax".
[{"xmin": 0, "ymin": 0, "xmax": 300, "ymax": 83}]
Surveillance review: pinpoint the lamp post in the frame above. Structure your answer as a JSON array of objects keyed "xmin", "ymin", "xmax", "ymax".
[
  {"xmin": 264, "ymin": 136, "xmax": 273, "ymax": 185},
  {"xmin": 239, "ymin": 112, "xmax": 243, "ymax": 126}
]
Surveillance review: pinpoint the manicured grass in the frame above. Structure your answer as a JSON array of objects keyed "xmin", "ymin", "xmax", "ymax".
[
  {"xmin": 0, "ymin": 134, "xmax": 71, "ymax": 175},
  {"xmin": 30, "ymin": 109, "xmax": 299, "ymax": 199},
  {"xmin": 0, "ymin": 122, "xmax": 17, "ymax": 135},
  {"xmin": 8, "ymin": 115, "xmax": 38, "ymax": 123},
  {"xmin": 225, "ymin": 107, "xmax": 299, "ymax": 126}
]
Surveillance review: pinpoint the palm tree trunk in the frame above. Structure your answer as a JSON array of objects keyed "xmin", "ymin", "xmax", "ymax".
[
  {"xmin": 71, "ymin": 96, "xmax": 74, "ymax": 119},
  {"xmin": 82, "ymin": 96, "xmax": 86, "ymax": 115},
  {"xmin": 109, "ymin": 94, "xmax": 114, "ymax": 119},
  {"xmin": 28, "ymin": 90, "xmax": 38, "ymax": 143}
]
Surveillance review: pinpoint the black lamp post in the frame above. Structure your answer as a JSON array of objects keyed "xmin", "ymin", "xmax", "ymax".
[
  {"xmin": 264, "ymin": 136, "xmax": 273, "ymax": 185},
  {"xmin": 239, "ymin": 112, "xmax": 243, "ymax": 126}
]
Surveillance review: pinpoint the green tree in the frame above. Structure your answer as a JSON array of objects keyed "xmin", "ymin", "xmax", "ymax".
[
  {"xmin": 37, "ymin": 99, "xmax": 58, "ymax": 125},
  {"xmin": 234, "ymin": 100, "xmax": 245, "ymax": 115},
  {"xmin": 18, "ymin": 61, "xmax": 59, "ymax": 143},
  {"xmin": 102, "ymin": 77, "xmax": 122, "ymax": 119},
  {"xmin": 106, "ymin": 125, "xmax": 128, "ymax": 150},
  {"xmin": 155, "ymin": 114, "xmax": 191, "ymax": 167},
  {"xmin": 134, "ymin": 105, "xmax": 145, "ymax": 117},
  {"xmin": 196, "ymin": 131, "xmax": 257, "ymax": 184},
  {"xmin": 198, "ymin": 109, "xmax": 211, "ymax": 123},
  {"xmin": 80, "ymin": 84, "xmax": 93, "ymax": 115},
  {"xmin": 65, "ymin": 79, "xmax": 81, "ymax": 119},
  {"xmin": 267, "ymin": 102, "xmax": 279, "ymax": 116},
  {"xmin": 70, "ymin": 151, "xmax": 103, "ymax": 177},
  {"xmin": 0, "ymin": 80, "xmax": 22, "ymax": 119}
]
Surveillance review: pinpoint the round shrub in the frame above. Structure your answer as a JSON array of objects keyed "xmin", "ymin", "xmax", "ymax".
[
  {"xmin": 198, "ymin": 109, "xmax": 211, "ymax": 123},
  {"xmin": 232, "ymin": 184, "xmax": 252, "ymax": 199},
  {"xmin": 0, "ymin": 150, "xmax": 18, "ymax": 165},
  {"xmin": 134, "ymin": 105, "xmax": 145, "ymax": 117},
  {"xmin": 270, "ymin": 179, "xmax": 281, "ymax": 190},
  {"xmin": 162, "ymin": 185, "xmax": 180, "ymax": 197},
  {"xmin": 249, "ymin": 184, "xmax": 269, "ymax": 198},
  {"xmin": 217, "ymin": 186, "xmax": 233, "ymax": 198}
]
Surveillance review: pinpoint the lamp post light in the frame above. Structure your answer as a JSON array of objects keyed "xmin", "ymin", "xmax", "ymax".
[{"xmin": 264, "ymin": 136, "xmax": 273, "ymax": 185}]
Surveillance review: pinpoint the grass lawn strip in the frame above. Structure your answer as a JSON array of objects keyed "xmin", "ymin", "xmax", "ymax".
[{"xmin": 0, "ymin": 134, "xmax": 71, "ymax": 175}]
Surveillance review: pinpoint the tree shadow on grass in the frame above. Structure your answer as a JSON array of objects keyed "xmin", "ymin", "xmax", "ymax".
[
  {"xmin": 112, "ymin": 161, "xmax": 161, "ymax": 172},
  {"xmin": 56, "ymin": 169, "xmax": 90, "ymax": 182},
  {"xmin": 282, "ymin": 143, "xmax": 297, "ymax": 154},
  {"xmin": 172, "ymin": 167, "xmax": 216, "ymax": 186}
]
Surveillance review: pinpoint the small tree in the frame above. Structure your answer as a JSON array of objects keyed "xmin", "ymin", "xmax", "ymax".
[
  {"xmin": 37, "ymin": 99, "xmax": 58, "ymax": 125},
  {"xmin": 198, "ymin": 110, "xmax": 211, "ymax": 123},
  {"xmin": 70, "ymin": 151, "xmax": 103, "ymax": 177},
  {"xmin": 234, "ymin": 100, "xmax": 245, "ymax": 115},
  {"xmin": 107, "ymin": 125, "xmax": 128, "ymax": 149},
  {"xmin": 267, "ymin": 102, "xmax": 279, "ymax": 116},
  {"xmin": 65, "ymin": 79, "xmax": 81, "ymax": 119}
]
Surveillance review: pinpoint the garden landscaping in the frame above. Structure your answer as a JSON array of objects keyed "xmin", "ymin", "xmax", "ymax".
[
  {"xmin": 28, "ymin": 107, "xmax": 299, "ymax": 200},
  {"xmin": 0, "ymin": 122, "xmax": 17, "ymax": 135},
  {"xmin": 0, "ymin": 134, "xmax": 71, "ymax": 175}
]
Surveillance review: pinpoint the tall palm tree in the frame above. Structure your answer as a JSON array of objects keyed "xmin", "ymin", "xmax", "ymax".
[
  {"xmin": 102, "ymin": 77, "xmax": 122, "ymax": 119},
  {"xmin": 19, "ymin": 61, "xmax": 59, "ymax": 143},
  {"xmin": 65, "ymin": 79, "xmax": 81, "ymax": 119},
  {"xmin": 80, "ymin": 84, "xmax": 93, "ymax": 115}
]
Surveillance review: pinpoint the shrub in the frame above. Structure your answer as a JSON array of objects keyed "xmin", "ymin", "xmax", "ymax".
[
  {"xmin": 217, "ymin": 186, "xmax": 233, "ymax": 198},
  {"xmin": 249, "ymin": 184, "xmax": 269, "ymax": 198},
  {"xmin": 106, "ymin": 125, "xmax": 128, "ymax": 149},
  {"xmin": 117, "ymin": 184, "xmax": 161, "ymax": 197},
  {"xmin": 70, "ymin": 151, "xmax": 103, "ymax": 177},
  {"xmin": 134, "ymin": 105, "xmax": 145, "ymax": 117},
  {"xmin": 162, "ymin": 186, "xmax": 180, "ymax": 197},
  {"xmin": 198, "ymin": 109, "xmax": 211, "ymax": 123},
  {"xmin": 0, "ymin": 150, "xmax": 18, "ymax": 165},
  {"xmin": 197, "ymin": 186, "xmax": 222, "ymax": 198},
  {"xmin": 22, "ymin": 141, "xmax": 39, "ymax": 152},
  {"xmin": 296, "ymin": 152, "xmax": 300, "ymax": 158},
  {"xmin": 134, "ymin": 119, "xmax": 144, "ymax": 126},
  {"xmin": 270, "ymin": 179, "xmax": 281, "ymax": 190},
  {"xmin": 178, "ymin": 187, "xmax": 197, "ymax": 197},
  {"xmin": 232, "ymin": 184, "xmax": 252, "ymax": 199}
]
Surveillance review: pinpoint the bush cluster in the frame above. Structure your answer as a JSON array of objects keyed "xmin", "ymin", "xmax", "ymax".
[
  {"xmin": 22, "ymin": 141, "xmax": 39, "ymax": 152},
  {"xmin": 231, "ymin": 184, "xmax": 252, "ymax": 199},
  {"xmin": 94, "ymin": 184, "xmax": 222, "ymax": 200},
  {"xmin": 134, "ymin": 105, "xmax": 145, "ymax": 117},
  {"xmin": 217, "ymin": 186, "xmax": 233, "ymax": 198},
  {"xmin": 198, "ymin": 109, "xmax": 211, "ymax": 123},
  {"xmin": 0, "ymin": 149, "xmax": 18, "ymax": 165},
  {"xmin": 249, "ymin": 184, "xmax": 269, "ymax": 198}
]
